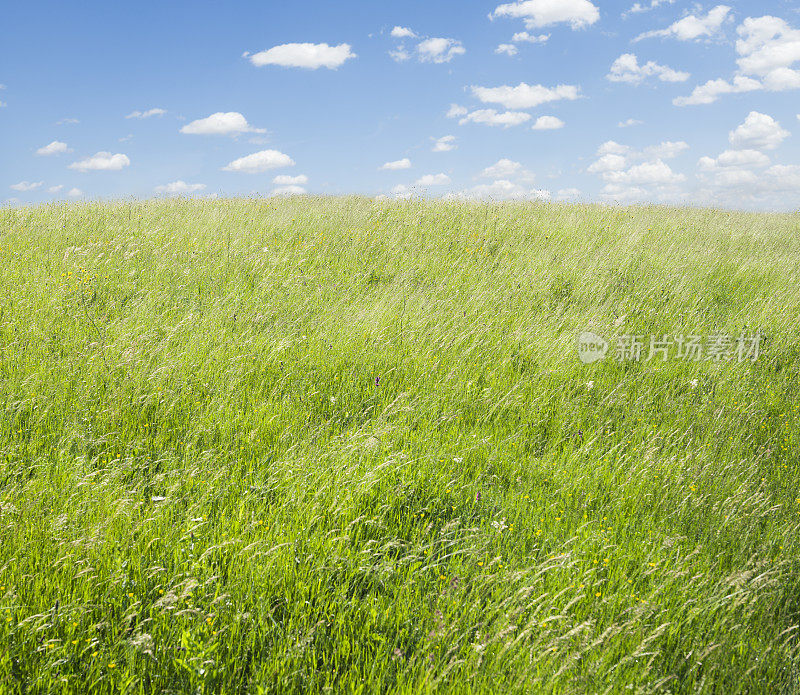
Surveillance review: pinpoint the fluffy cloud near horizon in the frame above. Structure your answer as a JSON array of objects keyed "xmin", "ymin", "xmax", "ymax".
[
  {"xmin": 221, "ymin": 150, "xmax": 295, "ymax": 173},
  {"xmin": 248, "ymin": 43, "xmax": 355, "ymax": 69},
  {"xmin": 36, "ymin": 140, "xmax": 71, "ymax": 156},
  {"xmin": 180, "ymin": 112, "xmax": 265, "ymax": 136},
  {"xmin": 155, "ymin": 180, "xmax": 206, "ymax": 194},
  {"xmin": 490, "ymin": 0, "xmax": 600, "ymax": 30},
  {"xmin": 10, "ymin": 181, "xmax": 43, "ymax": 191},
  {"xmin": 69, "ymin": 152, "xmax": 130, "ymax": 171},
  {"xmin": 273, "ymin": 174, "xmax": 308, "ymax": 185},
  {"xmin": 728, "ymin": 111, "xmax": 789, "ymax": 150},
  {"xmin": 415, "ymin": 173, "xmax": 451, "ymax": 186}
]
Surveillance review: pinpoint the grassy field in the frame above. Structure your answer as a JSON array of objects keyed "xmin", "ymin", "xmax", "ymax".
[{"xmin": 0, "ymin": 196, "xmax": 799, "ymax": 694}]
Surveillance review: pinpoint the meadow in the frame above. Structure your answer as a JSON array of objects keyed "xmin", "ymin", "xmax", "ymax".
[{"xmin": 0, "ymin": 196, "xmax": 798, "ymax": 693}]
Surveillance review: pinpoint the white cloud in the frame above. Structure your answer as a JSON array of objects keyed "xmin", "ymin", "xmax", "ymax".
[
  {"xmin": 126, "ymin": 108, "xmax": 166, "ymax": 119},
  {"xmin": 36, "ymin": 140, "xmax": 71, "ymax": 156},
  {"xmin": 644, "ymin": 140, "xmax": 689, "ymax": 159},
  {"xmin": 531, "ymin": 115, "xmax": 565, "ymax": 130},
  {"xmin": 607, "ymin": 53, "xmax": 689, "ymax": 83},
  {"xmin": 48, "ymin": 185, "xmax": 63, "ymax": 193},
  {"xmin": 432, "ymin": 135, "xmax": 457, "ymax": 152},
  {"xmin": 622, "ymin": 0, "xmax": 675, "ymax": 18},
  {"xmin": 273, "ymin": 174, "xmax": 308, "ymax": 185},
  {"xmin": 728, "ymin": 111, "xmax": 789, "ymax": 150},
  {"xmin": 56, "ymin": 118, "xmax": 79, "ymax": 125},
  {"xmin": 380, "ymin": 158, "xmax": 412, "ymax": 170},
  {"xmin": 180, "ymin": 112, "xmax": 265, "ymax": 136},
  {"xmin": 391, "ymin": 26, "xmax": 417, "ymax": 39},
  {"xmin": 673, "ymin": 75, "xmax": 762, "ymax": 105},
  {"xmin": 221, "ymin": 149, "xmax": 295, "ymax": 173},
  {"xmin": 10, "ymin": 181, "xmax": 43, "ymax": 191},
  {"xmin": 415, "ymin": 173, "xmax": 450, "ymax": 186},
  {"xmin": 470, "ymin": 82, "xmax": 580, "ymax": 109},
  {"xmin": 635, "ymin": 5, "xmax": 731, "ymax": 42},
  {"xmin": 556, "ymin": 187, "xmax": 582, "ymax": 199},
  {"xmin": 458, "ymin": 109, "xmax": 532, "ymax": 127},
  {"xmin": 446, "ymin": 104, "xmax": 468, "ymax": 118},
  {"xmin": 271, "ymin": 185, "xmax": 307, "ymax": 196},
  {"xmin": 389, "ymin": 47, "xmax": 411, "ymax": 62},
  {"xmin": 598, "ymin": 140, "xmax": 633, "ymax": 156},
  {"xmin": 480, "ymin": 158, "xmax": 529, "ymax": 179},
  {"xmin": 69, "ymin": 152, "xmax": 130, "ymax": 171},
  {"xmin": 495, "ymin": 44, "xmax": 518, "ymax": 56},
  {"xmin": 67, "ymin": 188, "xmax": 83, "ymax": 197},
  {"xmin": 618, "ymin": 118, "xmax": 643, "ymax": 127},
  {"xmin": 605, "ymin": 159, "xmax": 685, "ymax": 185},
  {"xmin": 450, "ymin": 180, "xmax": 550, "ymax": 201},
  {"xmin": 512, "ymin": 31, "xmax": 550, "ymax": 43},
  {"xmin": 248, "ymin": 43, "xmax": 356, "ymax": 69},
  {"xmin": 154, "ymin": 180, "xmax": 206, "ymax": 194},
  {"xmin": 417, "ymin": 38, "xmax": 465, "ymax": 63},
  {"xmin": 698, "ymin": 149, "xmax": 770, "ymax": 170},
  {"xmin": 587, "ymin": 154, "xmax": 628, "ymax": 174},
  {"xmin": 490, "ymin": 0, "xmax": 600, "ymax": 30}
]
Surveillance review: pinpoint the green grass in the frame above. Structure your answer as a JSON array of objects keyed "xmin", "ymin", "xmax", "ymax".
[{"xmin": 0, "ymin": 196, "xmax": 799, "ymax": 694}]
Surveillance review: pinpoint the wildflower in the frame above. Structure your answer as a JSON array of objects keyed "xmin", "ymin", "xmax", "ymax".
[
  {"xmin": 453, "ymin": 457, "xmax": 463, "ymax": 463},
  {"xmin": 690, "ymin": 378, "xmax": 698, "ymax": 389},
  {"xmin": 475, "ymin": 491, "xmax": 481, "ymax": 502},
  {"xmin": 587, "ymin": 381, "xmax": 594, "ymax": 391}
]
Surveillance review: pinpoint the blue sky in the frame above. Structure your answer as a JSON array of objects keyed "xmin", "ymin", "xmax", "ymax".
[{"xmin": 2, "ymin": 0, "xmax": 800, "ymax": 210}]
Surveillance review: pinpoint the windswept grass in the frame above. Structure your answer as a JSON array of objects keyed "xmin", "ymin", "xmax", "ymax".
[{"xmin": 0, "ymin": 196, "xmax": 799, "ymax": 693}]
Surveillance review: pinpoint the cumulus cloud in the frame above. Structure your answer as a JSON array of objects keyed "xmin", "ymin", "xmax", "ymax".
[
  {"xmin": 10, "ymin": 181, "xmax": 43, "ymax": 191},
  {"xmin": 698, "ymin": 149, "xmax": 770, "ymax": 170},
  {"xmin": 273, "ymin": 174, "xmax": 308, "ymax": 185},
  {"xmin": 449, "ymin": 180, "xmax": 550, "ymax": 201},
  {"xmin": 512, "ymin": 31, "xmax": 550, "ymax": 43},
  {"xmin": 180, "ymin": 112, "xmax": 265, "ymax": 136},
  {"xmin": 415, "ymin": 173, "xmax": 451, "ymax": 186},
  {"xmin": 479, "ymin": 158, "xmax": 536, "ymax": 183},
  {"xmin": 495, "ymin": 44, "xmax": 518, "ymax": 56},
  {"xmin": 673, "ymin": 75, "xmax": 762, "ymax": 105},
  {"xmin": 391, "ymin": 26, "xmax": 417, "ymax": 38},
  {"xmin": 446, "ymin": 104, "xmax": 468, "ymax": 118},
  {"xmin": 635, "ymin": 5, "xmax": 731, "ymax": 42},
  {"xmin": 622, "ymin": 0, "xmax": 675, "ymax": 18},
  {"xmin": 458, "ymin": 109, "xmax": 532, "ymax": 127},
  {"xmin": 417, "ymin": 37, "xmax": 466, "ymax": 63},
  {"xmin": 470, "ymin": 82, "xmax": 580, "ymax": 109},
  {"xmin": 618, "ymin": 118, "xmax": 643, "ymax": 127},
  {"xmin": 607, "ymin": 53, "xmax": 689, "ymax": 83},
  {"xmin": 674, "ymin": 15, "xmax": 800, "ymax": 105},
  {"xmin": 380, "ymin": 158, "xmax": 412, "ymax": 170},
  {"xmin": 154, "ymin": 181, "xmax": 206, "ymax": 194},
  {"xmin": 432, "ymin": 135, "xmax": 457, "ymax": 152},
  {"xmin": 604, "ymin": 159, "xmax": 685, "ymax": 185},
  {"xmin": 48, "ymin": 185, "xmax": 63, "ymax": 193},
  {"xmin": 221, "ymin": 149, "xmax": 295, "ymax": 173},
  {"xmin": 36, "ymin": 140, "xmax": 71, "ymax": 156},
  {"xmin": 531, "ymin": 115, "xmax": 564, "ymax": 130},
  {"xmin": 490, "ymin": 0, "xmax": 600, "ymax": 30},
  {"xmin": 67, "ymin": 188, "xmax": 83, "ymax": 197},
  {"xmin": 728, "ymin": 111, "xmax": 789, "ymax": 150},
  {"xmin": 126, "ymin": 108, "xmax": 166, "ymax": 119},
  {"xmin": 69, "ymin": 152, "xmax": 130, "ymax": 171},
  {"xmin": 248, "ymin": 43, "xmax": 355, "ymax": 69}
]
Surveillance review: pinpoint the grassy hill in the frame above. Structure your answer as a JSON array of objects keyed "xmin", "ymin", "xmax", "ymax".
[{"xmin": 1, "ymin": 196, "xmax": 799, "ymax": 693}]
